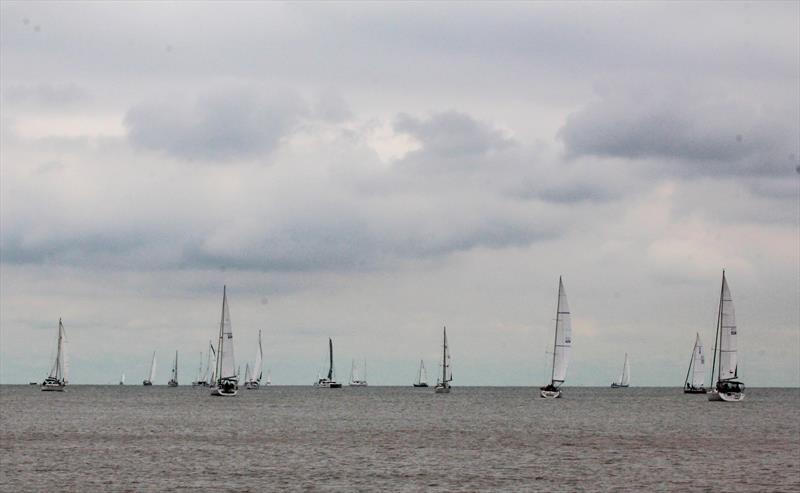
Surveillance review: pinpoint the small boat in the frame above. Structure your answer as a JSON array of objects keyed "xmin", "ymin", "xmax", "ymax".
[
  {"xmin": 314, "ymin": 338, "xmax": 342, "ymax": 388},
  {"xmin": 540, "ymin": 277, "xmax": 572, "ymax": 399},
  {"xmin": 265, "ymin": 369, "xmax": 272, "ymax": 386},
  {"xmin": 41, "ymin": 319, "xmax": 68, "ymax": 391},
  {"xmin": 245, "ymin": 330, "xmax": 263, "ymax": 389},
  {"xmin": 168, "ymin": 350, "xmax": 179, "ymax": 387},
  {"xmin": 349, "ymin": 359, "xmax": 368, "ymax": 387},
  {"xmin": 119, "ymin": 373, "xmax": 125, "ymax": 386},
  {"xmin": 709, "ymin": 271, "xmax": 745, "ymax": 402},
  {"xmin": 29, "ymin": 382, "xmax": 38, "ymax": 385},
  {"xmin": 434, "ymin": 326, "xmax": 452, "ymax": 394},
  {"xmin": 683, "ymin": 333, "xmax": 707, "ymax": 394},
  {"xmin": 143, "ymin": 351, "xmax": 156, "ymax": 386},
  {"xmin": 210, "ymin": 286, "xmax": 238, "ymax": 397},
  {"xmin": 610, "ymin": 353, "xmax": 630, "ymax": 388},
  {"xmin": 413, "ymin": 359, "xmax": 429, "ymax": 387}
]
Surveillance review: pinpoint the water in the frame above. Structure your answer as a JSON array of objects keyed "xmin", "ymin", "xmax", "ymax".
[{"xmin": 1, "ymin": 386, "xmax": 798, "ymax": 492}]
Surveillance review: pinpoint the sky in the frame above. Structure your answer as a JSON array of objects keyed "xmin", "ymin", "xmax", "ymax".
[{"xmin": 1, "ymin": 1, "xmax": 798, "ymax": 386}]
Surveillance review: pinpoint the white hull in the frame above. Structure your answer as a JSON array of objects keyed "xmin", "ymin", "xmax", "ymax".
[
  {"xmin": 349, "ymin": 381, "xmax": 368, "ymax": 387},
  {"xmin": 210, "ymin": 387, "xmax": 238, "ymax": 397},
  {"xmin": 540, "ymin": 389, "xmax": 561, "ymax": 399},
  {"xmin": 314, "ymin": 380, "xmax": 342, "ymax": 388},
  {"xmin": 41, "ymin": 384, "xmax": 65, "ymax": 392},
  {"xmin": 245, "ymin": 382, "xmax": 260, "ymax": 389},
  {"xmin": 434, "ymin": 384, "xmax": 450, "ymax": 394},
  {"xmin": 708, "ymin": 389, "xmax": 745, "ymax": 402}
]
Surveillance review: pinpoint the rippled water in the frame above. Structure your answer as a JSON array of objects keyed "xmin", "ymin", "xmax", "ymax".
[{"xmin": 1, "ymin": 386, "xmax": 798, "ymax": 492}]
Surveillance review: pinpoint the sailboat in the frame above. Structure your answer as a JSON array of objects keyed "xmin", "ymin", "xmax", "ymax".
[
  {"xmin": 314, "ymin": 338, "xmax": 342, "ymax": 388},
  {"xmin": 540, "ymin": 277, "xmax": 572, "ymax": 399},
  {"xmin": 265, "ymin": 369, "xmax": 272, "ymax": 386},
  {"xmin": 434, "ymin": 326, "xmax": 452, "ymax": 394},
  {"xmin": 143, "ymin": 351, "xmax": 156, "ymax": 386},
  {"xmin": 119, "ymin": 373, "xmax": 125, "ymax": 386},
  {"xmin": 204, "ymin": 341, "xmax": 216, "ymax": 387},
  {"xmin": 192, "ymin": 351, "xmax": 204, "ymax": 386},
  {"xmin": 245, "ymin": 330, "xmax": 263, "ymax": 389},
  {"xmin": 210, "ymin": 285, "xmax": 238, "ymax": 397},
  {"xmin": 413, "ymin": 360, "xmax": 429, "ymax": 387},
  {"xmin": 41, "ymin": 318, "xmax": 67, "ymax": 391},
  {"xmin": 610, "ymin": 353, "xmax": 630, "ymax": 388},
  {"xmin": 683, "ymin": 333, "xmax": 707, "ymax": 393},
  {"xmin": 349, "ymin": 359, "xmax": 368, "ymax": 387},
  {"xmin": 168, "ymin": 351, "xmax": 179, "ymax": 387},
  {"xmin": 709, "ymin": 271, "xmax": 745, "ymax": 402}
]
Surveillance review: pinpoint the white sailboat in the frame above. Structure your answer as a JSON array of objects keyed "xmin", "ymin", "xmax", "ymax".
[
  {"xmin": 143, "ymin": 351, "xmax": 156, "ymax": 386},
  {"xmin": 611, "ymin": 353, "xmax": 630, "ymax": 388},
  {"xmin": 204, "ymin": 341, "xmax": 216, "ymax": 387},
  {"xmin": 413, "ymin": 360, "xmax": 429, "ymax": 387},
  {"xmin": 168, "ymin": 350, "xmax": 179, "ymax": 387},
  {"xmin": 709, "ymin": 271, "xmax": 745, "ymax": 402},
  {"xmin": 119, "ymin": 373, "xmax": 125, "ymax": 385},
  {"xmin": 349, "ymin": 359, "xmax": 368, "ymax": 387},
  {"xmin": 41, "ymin": 318, "xmax": 68, "ymax": 391},
  {"xmin": 434, "ymin": 326, "xmax": 452, "ymax": 394},
  {"xmin": 245, "ymin": 330, "xmax": 263, "ymax": 389},
  {"xmin": 314, "ymin": 338, "xmax": 342, "ymax": 388},
  {"xmin": 540, "ymin": 277, "xmax": 572, "ymax": 399},
  {"xmin": 683, "ymin": 333, "xmax": 707, "ymax": 394},
  {"xmin": 211, "ymin": 285, "xmax": 238, "ymax": 397}
]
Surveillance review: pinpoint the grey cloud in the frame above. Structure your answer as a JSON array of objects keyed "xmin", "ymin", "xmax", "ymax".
[
  {"xmin": 559, "ymin": 85, "xmax": 799, "ymax": 177},
  {"xmin": 124, "ymin": 87, "xmax": 306, "ymax": 161},
  {"xmin": 3, "ymin": 82, "xmax": 88, "ymax": 107},
  {"xmin": 394, "ymin": 111, "xmax": 513, "ymax": 159}
]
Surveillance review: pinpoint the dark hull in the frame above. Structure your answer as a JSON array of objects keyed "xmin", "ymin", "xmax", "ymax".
[
  {"xmin": 683, "ymin": 388, "xmax": 707, "ymax": 394},
  {"xmin": 413, "ymin": 383, "xmax": 429, "ymax": 387},
  {"xmin": 610, "ymin": 383, "xmax": 628, "ymax": 388},
  {"xmin": 143, "ymin": 381, "xmax": 153, "ymax": 386}
]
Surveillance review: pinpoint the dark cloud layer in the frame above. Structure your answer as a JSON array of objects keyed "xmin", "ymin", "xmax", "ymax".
[{"xmin": 124, "ymin": 87, "xmax": 306, "ymax": 161}]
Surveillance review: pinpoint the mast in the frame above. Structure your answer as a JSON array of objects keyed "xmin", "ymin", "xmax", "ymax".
[
  {"xmin": 550, "ymin": 277, "xmax": 562, "ymax": 384},
  {"xmin": 441, "ymin": 326, "xmax": 448, "ymax": 384},
  {"xmin": 173, "ymin": 351, "xmax": 178, "ymax": 381},
  {"xmin": 683, "ymin": 335, "xmax": 697, "ymax": 388},
  {"xmin": 216, "ymin": 285, "xmax": 226, "ymax": 384},
  {"xmin": 327, "ymin": 338, "xmax": 334, "ymax": 380},
  {"xmin": 55, "ymin": 318, "xmax": 64, "ymax": 381},
  {"xmin": 710, "ymin": 271, "xmax": 724, "ymax": 386}
]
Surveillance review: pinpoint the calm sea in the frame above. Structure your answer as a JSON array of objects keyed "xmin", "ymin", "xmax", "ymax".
[{"xmin": 1, "ymin": 386, "xmax": 798, "ymax": 492}]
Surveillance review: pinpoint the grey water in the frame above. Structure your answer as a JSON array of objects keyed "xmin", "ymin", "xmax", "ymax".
[{"xmin": 1, "ymin": 386, "xmax": 798, "ymax": 492}]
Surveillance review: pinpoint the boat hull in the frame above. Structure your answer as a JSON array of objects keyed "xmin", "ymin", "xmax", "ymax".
[
  {"xmin": 349, "ymin": 381, "xmax": 368, "ymax": 387},
  {"xmin": 41, "ymin": 384, "xmax": 65, "ymax": 392},
  {"xmin": 434, "ymin": 384, "xmax": 450, "ymax": 394},
  {"xmin": 708, "ymin": 389, "xmax": 745, "ymax": 402},
  {"xmin": 245, "ymin": 382, "xmax": 260, "ymax": 390},
  {"xmin": 610, "ymin": 383, "xmax": 628, "ymax": 388},
  {"xmin": 683, "ymin": 387, "xmax": 707, "ymax": 394},
  {"xmin": 413, "ymin": 383, "xmax": 429, "ymax": 387},
  {"xmin": 143, "ymin": 381, "xmax": 153, "ymax": 386},
  {"xmin": 540, "ymin": 389, "xmax": 561, "ymax": 399}
]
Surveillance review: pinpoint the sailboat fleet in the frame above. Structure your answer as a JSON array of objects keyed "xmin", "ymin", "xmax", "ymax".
[{"xmin": 37, "ymin": 272, "xmax": 748, "ymax": 402}]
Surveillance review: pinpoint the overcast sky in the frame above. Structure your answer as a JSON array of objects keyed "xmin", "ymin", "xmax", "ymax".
[{"xmin": 1, "ymin": 2, "xmax": 798, "ymax": 386}]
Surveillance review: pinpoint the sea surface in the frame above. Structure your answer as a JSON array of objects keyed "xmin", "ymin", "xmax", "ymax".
[{"xmin": 1, "ymin": 386, "xmax": 798, "ymax": 492}]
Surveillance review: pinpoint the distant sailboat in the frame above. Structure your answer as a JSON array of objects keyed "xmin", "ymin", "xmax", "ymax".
[
  {"xmin": 349, "ymin": 359, "xmax": 368, "ymax": 387},
  {"xmin": 192, "ymin": 351, "xmax": 204, "ymax": 386},
  {"xmin": 413, "ymin": 360, "xmax": 429, "ymax": 387},
  {"xmin": 610, "ymin": 353, "xmax": 630, "ymax": 388},
  {"xmin": 314, "ymin": 338, "xmax": 342, "ymax": 388},
  {"xmin": 41, "ymin": 318, "xmax": 67, "ymax": 391},
  {"xmin": 143, "ymin": 351, "xmax": 156, "ymax": 386},
  {"xmin": 210, "ymin": 286, "xmax": 238, "ymax": 397},
  {"xmin": 245, "ymin": 330, "xmax": 263, "ymax": 389},
  {"xmin": 540, "ymin": 277, "xmax": 572, "ymax": 399},
  {"xmin": 204, "ymin": 341, "xmax": 216, "ymax": 387},
  {"xmin": 119, "ymin": 373, "xmax": 125, "ymax": 386},
  {"xmin": 709, "ymin": 271, "xmax": 745, "ymax": 402},
  {"xmin": 265, "ymin": 369, "xmax": 272, "ymax": 386},
  {"xmin": 168, "ymin": 351, "xmax": 179, "ymax": 387},
  {"xmin": 683, "ymin": 333, "xmax": 707, "ymax": 394},
  {"xmin": 434, "ymin": 326, "xmax": 452, "ymax": 394}
]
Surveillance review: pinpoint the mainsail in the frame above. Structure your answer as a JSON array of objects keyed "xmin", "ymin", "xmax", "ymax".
[
  {"xmin": 439, "ymin": 327, "xmax": 452, "ymax": 384},
  {"xmin": 619, "ymin": 353, "xmax": 630, "ymax": 386},
  {"xmin": 147, "ymin": 351, "xmax": 157, "ymax": 382},
  {"xmin": 549, "ymin": 277, "xmax": 572, "ymax": 387},
  {"xmin": 418, "ymin": 360, "xmax": 428, "ymax": 385},
  {"xmin": 215, "ymin": 286, "xmax": 236, "ymax": 381},
  {"xmin": 48, "ymin": 319, "xmax": 68, "ymax": 382},
  {"xmin": 170, "ymin": 351, "xmax": 178, "ymax": 383},
  {"xmin": 687, "ymin": 333, "xmax": 706, "ymax": 388},
  {"xmin": 716, "ymin": 273, "xmax": 738, "ymax": 382},
  {"xmin": 252, "ymin": 330, "xmax": 263, "ymax": 383}
]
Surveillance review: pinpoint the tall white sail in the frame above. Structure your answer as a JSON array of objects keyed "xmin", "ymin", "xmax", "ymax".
[
  {"xmin": 619, "ymin": 353, "xmax": 630, "ymax": 386},
  {"xmin": 48, "ymin": 319, "xmax": 67, "ymax": 382},
  {"xmin": 690, "ymin": 333, "xmax": 706, "ymax": 388},
  {"xmin": 550, "ymin": 277, "xmax": 572, "ymax": 385},
  {"xmin": 252, "ymin": 330, "xmax": 263, "ymax": 383},
  {"xmin": 216, "ymin": 286, "xmax": 236, "ymax": 381},
  {"xmin": 244, "ymin": 363, "xmax": 251, "ymax": 384},
  {"xmin": 419, "ymin": 360, "xmax": 428, "ymax": 385},
  {"xmin": 717, "ymin": 274, "xmax": 738, "ymax": 382},
  {"xmin": 147, "ymin": 351, "xmax": 157, "ymax": 382},
  {"xmin": 205, "ymin": 341, "xmax": 215, "ymax": 384}
]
